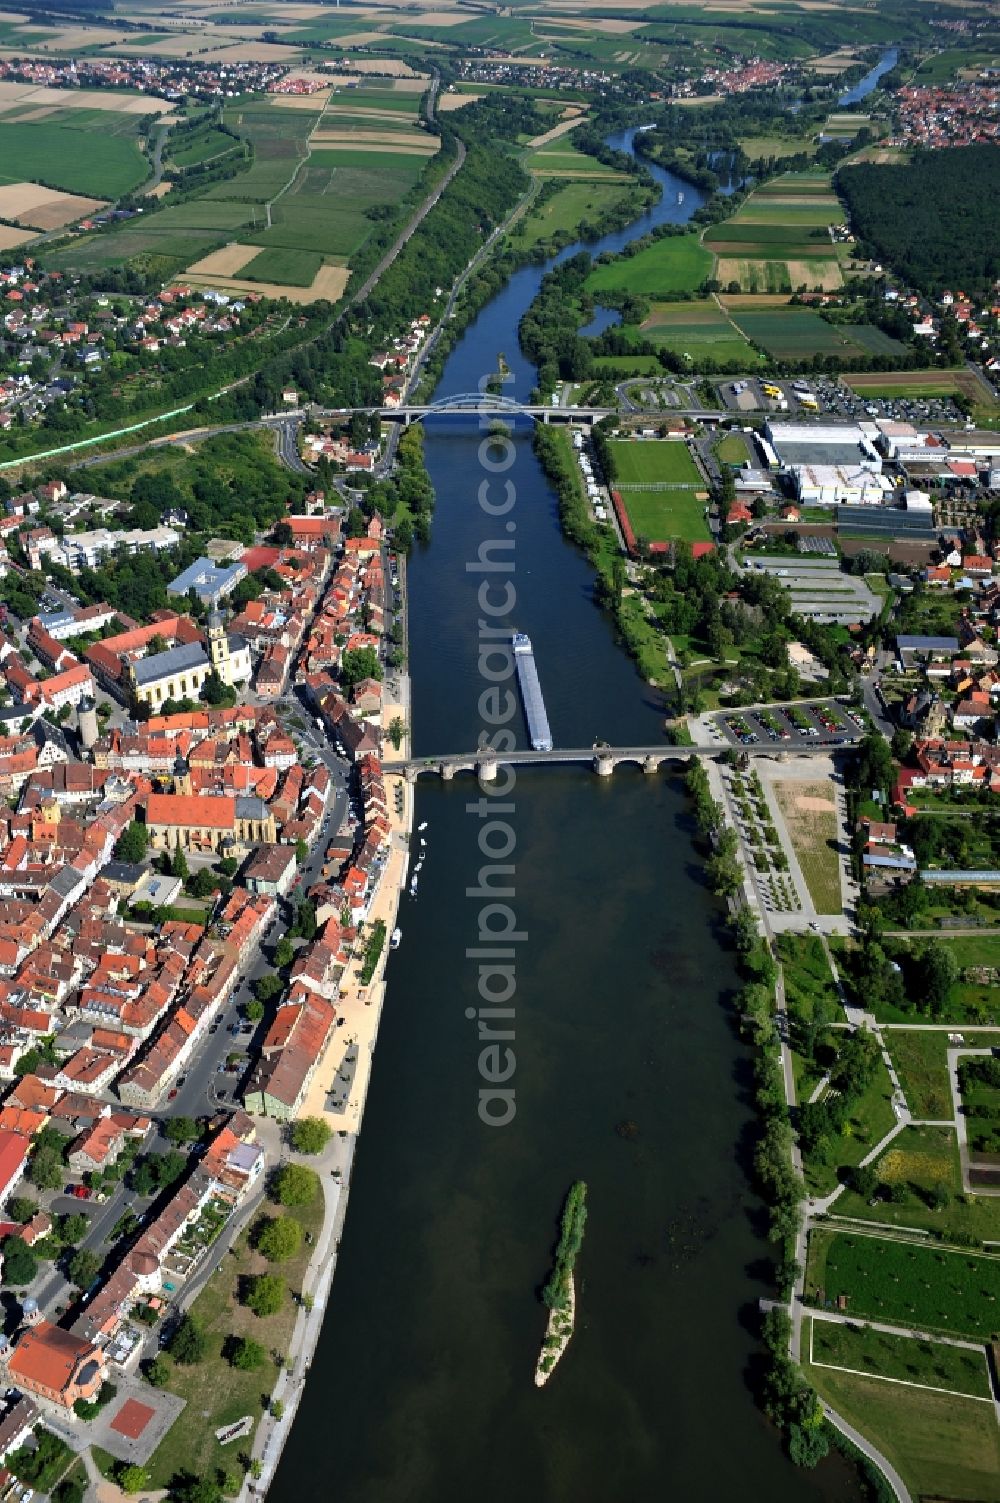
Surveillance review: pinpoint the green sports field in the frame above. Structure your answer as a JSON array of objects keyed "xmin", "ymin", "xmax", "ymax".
[
  {"xmin": 620, "ymin": 490, "xmax": 711, "ymax": 543},
  {"xmin": 608, "ymin": 439, "xmax": 702, "ymax": 485}
]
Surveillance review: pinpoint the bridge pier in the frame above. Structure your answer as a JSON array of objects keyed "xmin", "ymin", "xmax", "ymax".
[
  {"xmin": 440, "ymin": 763, "xmax": 455, "ymax": 781},
  {"xmin": 477, "ymin": 756, "xmax": 498, "ymax": 783},
  {"xmin": 405, "ymin": 767, "xmax": 417, "ymax": 785},
  {"xmin": 594, "ymin": 754, "xmax": 614, "ymax": 777},
  {"xmin": 643, "ymin": 755, "xmax": 660, "ymax": 775}
]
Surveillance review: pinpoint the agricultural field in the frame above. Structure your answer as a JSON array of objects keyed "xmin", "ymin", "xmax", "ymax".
[
  {"xmin": 0, "ymin": 117, "xmax": 148, "ymax": 198},
  {"xmin": 586, "ymin": 235, "xmax": 712, "ymax": 297},
  {"xmin": 706, "ymin": 170, "xmax": 851, "ymax": 293},
  {"xmin": 808, "ymin": 1317, "xmax": 993, "ymax": 1400},
  {"xmin": 628, "ymin": 299, "xmax": 765, "ymax": 368},
  {"xmin": 523, "ymin": 137, "xmax": 627, "ymax": 179},
  {"xmin": 806, "ymin": 1229, "xmax": 1000, "ymax": 1339},
  {"xmin": 48, "ymin": 88, "xmax": 434, "ymax": 298},
  {"xmin": 729, "ymin": 307, "xmax": 901, "ymax": 362}
]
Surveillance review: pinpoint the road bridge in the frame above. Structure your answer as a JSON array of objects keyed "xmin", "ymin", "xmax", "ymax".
[
  {"xmin": 383, "ymin": 739, "xmax": 854, "ymax": 783},
  {"xmin": 321, "ymin": 393, "xmax": 613, "ymax": 425}
]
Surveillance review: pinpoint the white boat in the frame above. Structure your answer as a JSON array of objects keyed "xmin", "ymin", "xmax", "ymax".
[
  {"xmin": 418, "ymin": 821, "xmax": 428, "ymax": 832},
  {"xmin": 677, "ymin": 190, "xmax": 684, "ymax": 204},
  {"xmin": 390, "ymin": 928, "xmax": 401, "ymax": 950},
  {"xmin": 410, "ymin": 876, "xmax": 419, "ymax": 895},
  {"xmin": 419, "ymin": 837, "xmax": 427, "ymax": 847}
]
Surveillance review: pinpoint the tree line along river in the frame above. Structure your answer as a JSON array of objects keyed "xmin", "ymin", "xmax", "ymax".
[{"xmin": 268, "ymin": 129, "xmax": 870, "ymax": 1502}]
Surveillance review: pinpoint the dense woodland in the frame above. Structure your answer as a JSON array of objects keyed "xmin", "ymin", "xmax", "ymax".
[{"xmin": 838, "ymin": 145, "xmax": 1000, "ymax": 301}]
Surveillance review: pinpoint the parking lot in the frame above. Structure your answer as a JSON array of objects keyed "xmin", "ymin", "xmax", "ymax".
[
  {"xmin": 717, "ymin": 378, "xmax": 823, "ymax": 416},
  {"xmin": 740, "ymin": 555, "xmax": 881, "ymax": 624},
  {"xmin": 715, "ymin": 374, "xmax": 966, "ymax": 426},
  {"xmin": 710, "ymin": 697, "xmax": 866, "ymax": 750},
  {"xmin": 799, "ymin": 376, "xmax": 965, "ymax": 426}
]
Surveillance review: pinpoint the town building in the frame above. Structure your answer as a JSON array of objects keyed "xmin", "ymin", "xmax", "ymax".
[{"xmin": 4, "ymin": 1321, "xmax": 106, "ymax": 1410}]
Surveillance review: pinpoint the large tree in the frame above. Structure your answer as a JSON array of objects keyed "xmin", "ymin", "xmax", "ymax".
[
  {"xmin": 272, "ymin": 1163, "xmax": 319, "ymax": 1207},
  {"xmin": 169, "ymin": 1314, "xmax": 207, "ymax": 1365},
  {"xmin": 245, "ymin": 1273, "xmax": 284, "ymax": 1318},
  {"xmin": 114, "ymin": 819, "xmax": 148, "ymax": 864},
  {"xmin": 256, "ymin": 1216, "xmax": 302, "ymax": 1262},
  {"xmin": 290, "ymin": 1117, "xmax": 331, "ymax": 1155},
  {"xmin": 2, "ymin": 1235, "xmax": 37, "ymax": 1285}
]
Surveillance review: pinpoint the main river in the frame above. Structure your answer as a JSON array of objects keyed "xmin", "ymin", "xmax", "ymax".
[{"xmin": 270, "ymin": 135, "xmax": 863, "ymax": 1501}]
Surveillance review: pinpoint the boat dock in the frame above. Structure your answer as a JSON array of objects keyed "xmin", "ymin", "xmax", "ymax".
[{"xmin": 512, "ymin": 632, "xmax": 553, "ymax": 751}]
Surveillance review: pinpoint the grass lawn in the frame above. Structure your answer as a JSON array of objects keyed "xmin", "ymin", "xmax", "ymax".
[
  {"xmin": 805, "ymin": 1228, "xmax": 1000, "ymax": 1339},
  {"xmin": 715, "ymin": 432, "xmax": 752, "ymax": 465},
  {"xmin": 808, "ymin": 1316, "xmax": 992, "ymax": 1399},
  {"xmin": 511, "ymin": 179, "xmax": 632, "ymax": 248},
  {"xmin": 802, "ymin": 1047, "xmax": 897, "ymax": 1195},
  {"xmin": 833, "ymin": 1123, "xmax": 1000, "ymax": 1243},
  {"xmin": 739, "ymin": 134, "xmax": 815, "ymax": 160},
  {"xmin": 806, "ymin": 1363, "xmax": 1000, "ymax": 1502},
  {"xmin": 621, "ymin": 490, "xmax": 710, "ymax": 544},
  {"xmin": 592, "ymin": 354, "xmax": 664, "ymax": 375},
  {"xmin": 776, "ymin": 932, "xmax": 843, "ymax": 1099},
  {"xmin": 142, "ymin": 1186, "xmax": 324, "ymax": 1489},
  {"xmin": 523, "ymin": 139, "xmax": 624, "ymax": 178},
  {"xmin": 607, "ymin": 439, "xmax": 701, "ymax": 486},
  {"xmin": 885, "ymin": 1032, "xmax": 958, "ymax": 1120},
  {"xmin": 585, "ymin": 234, "xmax": 712, "ymax": 297},
  {"xmin": 773, "ymin": 780, "xmax": 842, "ymax": 914}
]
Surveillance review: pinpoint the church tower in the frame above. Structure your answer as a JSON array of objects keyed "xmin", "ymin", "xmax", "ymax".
[{"xmin": 207, "ymin": 610, "xmax": 230, "ymax": 678}]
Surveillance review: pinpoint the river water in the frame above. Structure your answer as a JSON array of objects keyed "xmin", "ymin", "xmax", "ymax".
[
  {"xmin": 838, "ymin": 47, "xmax": 899, "ymax": 106},
  {"xmin": 269, "ymin": 136, "xmax": 862, "ymax": 1502}
]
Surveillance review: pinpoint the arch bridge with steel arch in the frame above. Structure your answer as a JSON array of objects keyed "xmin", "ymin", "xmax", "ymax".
[{"xmin": 326, "ymin": 392, "xmax": 614, "ymax": 426}]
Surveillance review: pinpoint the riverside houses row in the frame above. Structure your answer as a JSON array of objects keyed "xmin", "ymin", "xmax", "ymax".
[
  {"xmin": 0, "ymin": 1112, "xmax": 264, "ymax": 1415},
  {"xmin": 244, "ymin": 752, "xmax": 391, "ymax": 1118},
  {"xmin": 0, "ymin": 700, "xmax": 331, "ymax": 1114}
]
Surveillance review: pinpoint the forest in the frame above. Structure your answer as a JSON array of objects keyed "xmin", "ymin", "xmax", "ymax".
[{"xmin": 837, "ymin": 145, "xmax": 1000, "ymax": 300}]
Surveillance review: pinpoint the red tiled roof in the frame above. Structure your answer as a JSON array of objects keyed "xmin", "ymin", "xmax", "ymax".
[{"xmin": 145, "ymin": 793, "xmax": 236, "ymax": 829}]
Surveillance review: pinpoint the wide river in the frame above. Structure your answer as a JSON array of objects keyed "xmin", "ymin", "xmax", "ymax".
[{"xmin": 270, "ymin": 133, "xmax": 863, "ymax": 1501}]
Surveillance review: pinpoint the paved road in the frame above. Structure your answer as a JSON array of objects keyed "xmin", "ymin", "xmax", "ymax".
[{"xmin": 860, "ymin": 674, "xmax": 894, "ymax": 738}]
